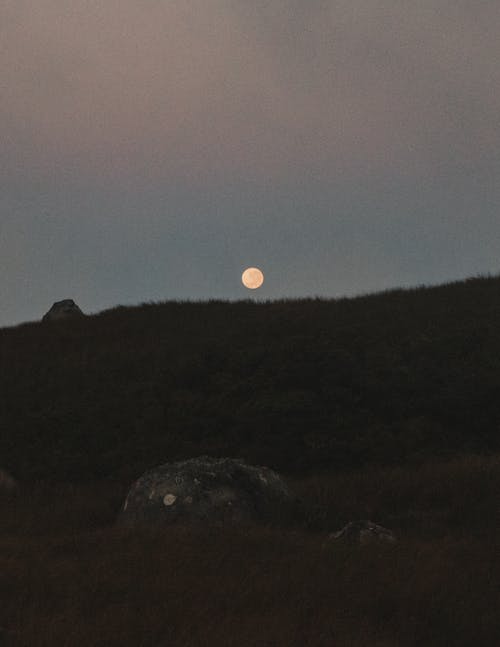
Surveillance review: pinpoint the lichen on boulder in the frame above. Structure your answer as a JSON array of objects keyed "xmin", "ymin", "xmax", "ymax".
[{"xmin": 118, "ymin": 456, "xmax": 294, "ymax": 528}]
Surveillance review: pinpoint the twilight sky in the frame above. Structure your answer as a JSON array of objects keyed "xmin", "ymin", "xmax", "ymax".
[{"xmin": 1, "ymin": 1, "xmax": 499, "ymax": 326}]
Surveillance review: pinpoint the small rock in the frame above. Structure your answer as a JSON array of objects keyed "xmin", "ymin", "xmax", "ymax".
[
  {"xmin": 42, "ymin": 299, "xmax": 84, "ymax": 322},
  {"xmin": 328, "ymin": 520, "xmax": 396, "ymax": 545}
]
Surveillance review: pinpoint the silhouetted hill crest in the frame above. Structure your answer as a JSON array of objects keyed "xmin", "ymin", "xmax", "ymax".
[{"xmin": 1, "ymin": 273, "xmax": 499, "ymax": 482}]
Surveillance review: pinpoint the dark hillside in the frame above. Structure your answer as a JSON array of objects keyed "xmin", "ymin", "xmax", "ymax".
[{"xmin": 2, "ymin": 274, "xmax": 500, "ymax": 482}]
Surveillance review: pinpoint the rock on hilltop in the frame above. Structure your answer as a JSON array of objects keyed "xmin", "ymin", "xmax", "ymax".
[{"xmin": 42, "ymin": 299, "xmax": 84, "ymax": 322}]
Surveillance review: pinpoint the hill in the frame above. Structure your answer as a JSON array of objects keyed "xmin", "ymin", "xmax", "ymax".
[{"xmin": 1, "ymin": 274, "xmax": 500, "ymax": 482}]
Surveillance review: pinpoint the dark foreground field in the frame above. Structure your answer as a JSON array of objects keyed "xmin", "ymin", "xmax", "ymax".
[{"xmin": 1, "ymin": 454, "xmax": 498, "ymax": 647}]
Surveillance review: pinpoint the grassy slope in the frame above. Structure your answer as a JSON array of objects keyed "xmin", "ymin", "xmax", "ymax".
[
  {"xmin": 1, "ymin": 274, "xmax": 500, "ymax": 482},
  {"xmin": 1, "ymin": 276, "xmax": 499, "ymax": 645}
]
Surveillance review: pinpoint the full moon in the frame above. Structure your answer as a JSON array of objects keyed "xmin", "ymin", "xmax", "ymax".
[{"xmin": 242, "ymin": 267, "xmax": 264, "ymax": 289}]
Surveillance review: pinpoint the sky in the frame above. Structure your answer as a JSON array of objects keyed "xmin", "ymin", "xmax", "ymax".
[{"xmin": 1, "ymin": 0, "xmax": 499, "ymax": 326}]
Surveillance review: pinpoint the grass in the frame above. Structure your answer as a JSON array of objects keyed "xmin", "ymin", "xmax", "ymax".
[
  {"xmin": 2, "ymin": 274, "xmax": 500, "ymax": 482},
  {"xmin": 1, "ymin": 455, "xmax": 498, "ymax": 646}
]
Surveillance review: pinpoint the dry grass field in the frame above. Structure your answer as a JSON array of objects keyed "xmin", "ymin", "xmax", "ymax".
[{"xmin": 1, "ymin": 455, "xmax": 498, "ymax": 647}]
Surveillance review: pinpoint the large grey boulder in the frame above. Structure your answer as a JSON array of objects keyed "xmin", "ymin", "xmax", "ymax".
[
  {"xmin": 328, "ymin": 520, "xmax": 396, "ymax": 545},
  {"xmin": 118, "ymin": 456, "xmax": 294, "ymax": 528},
  {"xmin": 42, "ymin": 299, "xmax": 84, "ymax": 322}
]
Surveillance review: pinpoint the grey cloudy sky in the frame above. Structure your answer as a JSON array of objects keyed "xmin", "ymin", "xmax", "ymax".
[{"xmin": 1, "ymin": 1, "xmax": 499, "ymax": 326}]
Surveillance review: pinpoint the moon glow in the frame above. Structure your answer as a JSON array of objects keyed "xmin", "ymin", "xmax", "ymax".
[{"xmin": 242, "ymin": 267, "xmax": 264, "ymax": 289}]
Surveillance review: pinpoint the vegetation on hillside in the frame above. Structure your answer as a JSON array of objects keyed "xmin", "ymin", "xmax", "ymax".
[
  {"xmin": 1, "ymin": 274, "xmax": 500, "ymax": 482},
  {"xmin": 1, "ymin": 275, "xmax": 499, "ymax": 645}
]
